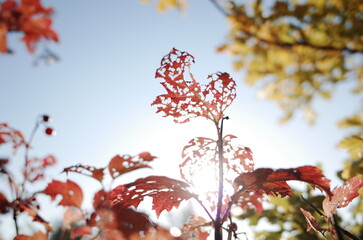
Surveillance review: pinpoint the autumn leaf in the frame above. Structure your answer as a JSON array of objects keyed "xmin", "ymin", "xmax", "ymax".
[
  {"xmin": 108, "ymin": 153, "xmax": 154, "ymax": 179},
  {"xmin": 109, "ymin": 176, "xmax": 194, "ymax": 217},
  {"xmin": 23, "ymin": 155, "xmax": 57, "ymax": 183},
  {"xmin": 0, "ymin": 0, "xmax": 58, "ymax": 53},
  {"xmin": 322, "ymin": 176, "xmax": 363, "ymax": 216},
  {"xmin": 233, "ymin": 166, "xmax": 332, "ymax": 198},
  {"xmin": 69, "ymin": 225, "xmax": 93, "ymax": 239},
  {"xmin": 88, "ymin": 206, "xmax": 155, "ymax": 238},
  {"xmin": 152, "ymin": 48, "xmax": 236, "ymax": 124},
  {"xmin": 180, "ymin": 135, "xmax": 254, "ymax": 185},
  {"xmin": 43, "ymin": 180, "xmax": 83, "ymax": 208},
  {"xmin": 0, "ymin": 192, "xmax": 11, "ymax": 213},
  {"xmin": 299, "ymin": 208, "xmax": 326, "ymax": 234},
  {"xmin": 63, "ymin": 164, "xmax": 105, "ymax": 182},
  {"xmin": 19, "ymin": 199, "xmax": 54, "ymax": 232},
  {"xmin": 181, "ymin": 215, "xmax": 211, "ymax": 240},
  {"xmin": 62, "ymin": 207, "xmax": 85, "ymax": 229},
  {"xmin": 14, "ymin": 231, "xmax": 47, "ymax": 240},
  {"xmin": 0, "ymin": 123, "xmax": 26, "ymax": 150}
]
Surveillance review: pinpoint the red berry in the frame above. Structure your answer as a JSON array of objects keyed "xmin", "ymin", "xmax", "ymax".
[
  {"xmin": 42, "ymin": 115, "xmax": 51, "ymax": 122},
  {"xmin": 45, "ymin": 127, "xmax": 56, "ymax": 136}
]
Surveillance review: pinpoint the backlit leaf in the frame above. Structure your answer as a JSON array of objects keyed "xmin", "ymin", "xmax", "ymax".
[
  {"xmin": 63, "ymin": 164, "xmax": 104, "ymax": 182},
  {"xmin": 300, "ymin": 208, "xmax": 326, "ymax": 233},
  {"xmin": 43, "ymin": 180, "xmax": 83, "ymax": 208},
  {"xmin": 323, "ymin": 176, "xmax": 363, "ymax": 216},
  {"xmin": 109, "ymin": 176, "xmax": 194, "ymax": 217},
  {"xmin": 69, "ymin": 225, "xmax": 93, "ymax": 239},
  {"xmin": 108, "ymin": 153, "xmax": 154, "ymax": 179},
  {"xmin": 233, "ymin": 166, "xmax": 331, "ymax": 198},
  {"xmin": 152, "ymin": 48, "xmax": 236, "ymax": 124}
]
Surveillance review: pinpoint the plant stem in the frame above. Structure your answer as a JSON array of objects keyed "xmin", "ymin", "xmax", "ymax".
[
  {"xmin": 13, "ymin": 201, "xmax": 19, "ymax": 235},
  {"xmin": 215, "ymin": 116, "xmax": 229, "ymax": 240}
]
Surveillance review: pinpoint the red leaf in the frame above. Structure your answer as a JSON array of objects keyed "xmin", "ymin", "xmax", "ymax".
[
  {"xmin": 62, "ymin": 164, "xmax": 104, "ymax": 182},
  {"xmin": 93, "ymin": 189, "xmax": 109, "ymax": 210},
  {"xmin": 23, "ymin": 155, "xmax": 57, "ymax": 183},
  {"xmin": 0, "ymin": 0, "xmax": 58, "ymax": 53},
  {"xmin": 300, "ymin": 208, "xmax": 326, "ymax": 233},
  {"xmin": 70, "ymin": 225, "xmax": 93, "ymax": 239},
  {"xmin": 109, "ymin": 176, "xmax": 194, "ymax": 217},
  {"xmin": 108, "ymin": 153, "xmax": 154, "ymax": 179},
  {"xmin": 152, "ymin": 48, "xmax": 236, "ymax": 124},
  {"xmin": 0, "ymin": 192, "xmax": 11, "ymax": 213},
  {"xmin": 233, "ymin": 190, "xmax": 264, "ymax": 215},
  {"xmin": 323, "ymin": 176, "xmax": 363, "ymax": 216},
  {"xmin": 19, "ymin": 199, "xmax": 54, "ymax": 232},
  {"xmin": 0, "ymin": 123, "xmax": 26, "ymax": 150},
  {"xmin": 0, "ymin": 158, "xmax": 9, "ymax": 173},
  {"xmin": 14, "ymin": 231, "xmax": 47, "ymax": 240},
  {"xmin": 43, "ymin": 180, "xmax": 83, "ymax": 208},
  {"xmin": 63, "ymin": 207, "xmax": 85, "ymax": 228},
  {"xmin": 181, "ymin": 215, "xmax": 211, "ymax": 240},
  {"xmin": 88, "ymin": 206, "xmax": 155, "ymax": 238},
  {"xmin": 233, "ymin": 166, "xmax": 331, "ymax": 198}
]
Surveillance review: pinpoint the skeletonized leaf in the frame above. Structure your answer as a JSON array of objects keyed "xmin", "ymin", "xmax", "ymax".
[
  {"xmin": 152, "ymin": 48, "xmax": 236, "ymax": 124},
  {"xmin": 109, "ymin": 176, "xmax": 194, "ymax": 217},
  {"xmin": 43, "ymin": 180, "xmax": 83, "ymax": 208},
  {"xmin": 180, "ymin": 135, "xmax": 254, "ymax": 185},
  {"xmin": 323, "ymin": 176, "xmax": 363, "ymax": 216},
  {"xmin": 108, "ymin": 154, "xmax": 154, "ymax": 179},
  {"xmin": 233, "ymin": 166, "xmax": 331, "ymax": 198},
  {"xmin": 62, "ymin": 164, "xmax": 104, "ymax": 182}
]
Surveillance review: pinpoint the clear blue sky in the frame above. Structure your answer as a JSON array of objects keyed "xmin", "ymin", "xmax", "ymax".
[{"xmin": 0, "ymin": 0, "xmax": 360, "ymax": 239}]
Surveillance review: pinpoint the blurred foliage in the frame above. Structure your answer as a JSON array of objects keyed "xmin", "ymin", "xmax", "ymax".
[
  {"xmin": 218, "ymin": 0, "xmax": 363, "ymax": 124},
  {"xmin": 140, "ymin": 0, "xmax": 186, "ymax": 12},
  {"xmin": 238, "ymin": 188, "xmax": 326, "ymax": 239},
  {"xmin": 238, "ymin": 187, "xmax": 363, "ymax": 240},
  {"xmin": 338, "ymin": 112, "xmax": 363, "ymax": 180}
]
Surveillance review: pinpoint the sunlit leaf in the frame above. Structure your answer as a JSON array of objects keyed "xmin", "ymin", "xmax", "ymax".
[
  {"xmin": 152, "ymin": 48, "xmax": 236, "ymax": 124},
  {"xmin": 233, "ymin": 166, "xmax": 331, "ymax": 197},
  {"xmin": 109, "ymin": 176, "xmax": 194, "ymax": 217},
  {"xmin": 63, "ymin": 164, "xmax": 104, "ymax": 182},
  {"xmin": 108, "ymin": 153, "xmax": 154, "ymax": 179}
]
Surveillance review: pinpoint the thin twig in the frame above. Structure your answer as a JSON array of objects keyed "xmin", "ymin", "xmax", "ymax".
[{"xmin": 209, "ymin": 0, "xmax": 231, "ymax": 16}]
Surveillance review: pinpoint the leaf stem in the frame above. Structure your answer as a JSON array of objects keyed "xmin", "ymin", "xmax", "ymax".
[{"xmin": 215, "ymin": 116, "xmax": 229, "ymax": 240}]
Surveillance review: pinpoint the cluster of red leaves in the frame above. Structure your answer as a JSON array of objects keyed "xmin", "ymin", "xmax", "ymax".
[
  {"xmin": 0, "ymin": 0, "xmax": 58, "ymax": 53},
  {"xmin": 39, "ymin": 152, "xmax": 182, "ymax": 240},
  {"xmin": 152, "ymin": 48, "xmax": 236, "ymax": 124},
  {"xmin": 300, "ymin": 176, "xmax": 363, "ymax": 237}
]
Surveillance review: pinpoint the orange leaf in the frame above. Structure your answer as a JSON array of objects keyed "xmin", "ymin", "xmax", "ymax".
[
  {"xmin": 43, "ymin": 180, "xmax": 83, "ymax": 208},
  {"xmin": 152, "ymin": 48, "xmax": 236, "ymax": 124}
]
